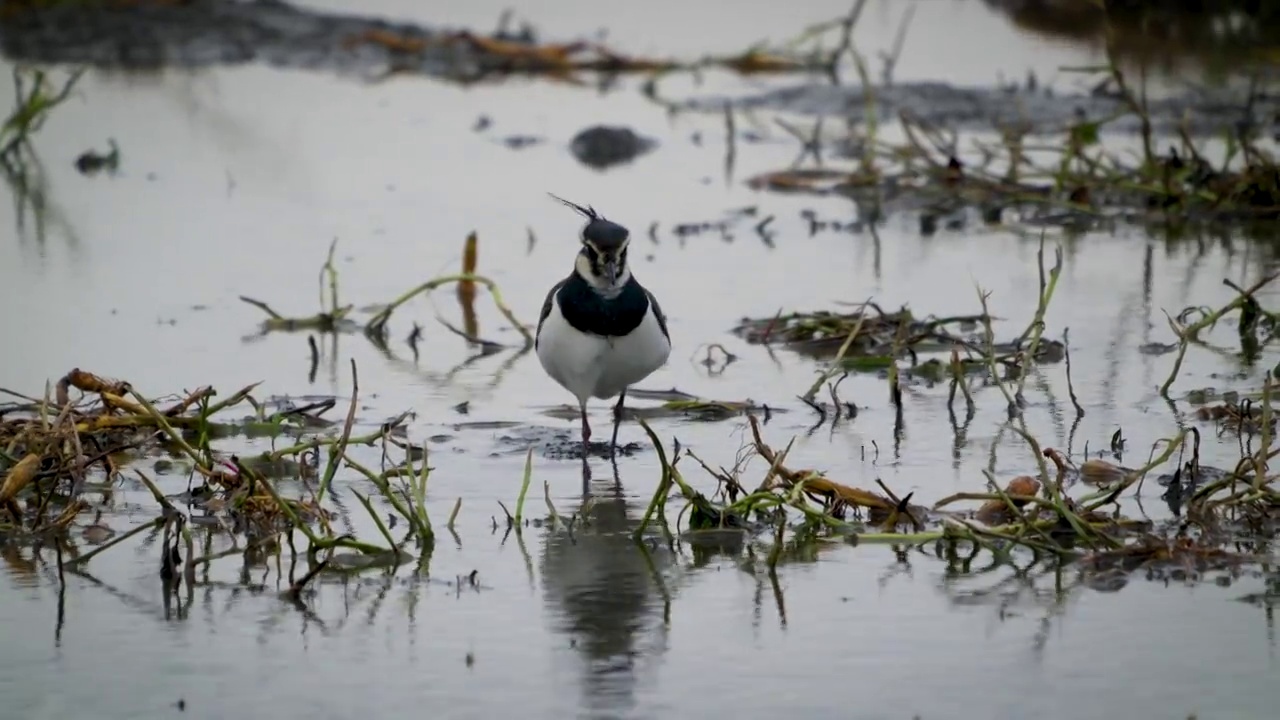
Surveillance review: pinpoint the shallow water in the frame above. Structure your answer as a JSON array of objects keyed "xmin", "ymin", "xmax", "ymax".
[{"xmin": 3, "ymin": 1, "xmax": 1280, "ymax": 719}]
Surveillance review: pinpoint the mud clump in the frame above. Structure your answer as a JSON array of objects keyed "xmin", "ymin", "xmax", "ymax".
[{"xmin": 569, "ymin": 125, "xmax": 656, "ymax": 170}]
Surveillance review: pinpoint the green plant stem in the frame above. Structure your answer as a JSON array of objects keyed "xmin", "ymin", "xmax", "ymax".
[{"xmin": 514, "ymin": 447, "xmax": 533, "ymax": 526}]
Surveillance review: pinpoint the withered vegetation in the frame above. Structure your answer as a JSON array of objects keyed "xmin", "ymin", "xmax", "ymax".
[
  {"xmin": 630, "ymin": 241, "xmax": 1280, "ymax": 593},
  {"xmin": 732, "ymin": 5, "xmax": 1280, "ymax": 237},
  {"xmin": 1, "ymin": 236, "xmax": 1277, "ymax": 610}
]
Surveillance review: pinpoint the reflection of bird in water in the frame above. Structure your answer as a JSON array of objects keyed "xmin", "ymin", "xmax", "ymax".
[{"xmin": 539, "ymin": 482, "xmax": 674, "ymax": 718}]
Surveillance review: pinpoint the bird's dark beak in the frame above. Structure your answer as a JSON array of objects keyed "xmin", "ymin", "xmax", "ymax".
[{"xmin": 602, "ymin": 258, "xmax": 618, "ymax": 285}]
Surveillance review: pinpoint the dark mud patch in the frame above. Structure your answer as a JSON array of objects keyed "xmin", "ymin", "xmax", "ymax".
[
  {"xmin": 491, "ymin": 424, "xmax": 645, "ymax": 461},
  {"xmin": 445, "ymin": 420, "xmax": 644, "ymax": 461},
  {"xmin": 680, "ymin": 78, "xmax": 1278, "ymax": 137}
]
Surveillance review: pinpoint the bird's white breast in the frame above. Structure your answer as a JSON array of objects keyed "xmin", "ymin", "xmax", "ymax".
[{"xmin": 537, "ymin": 297, "xmax": 671, "ymax": 404}]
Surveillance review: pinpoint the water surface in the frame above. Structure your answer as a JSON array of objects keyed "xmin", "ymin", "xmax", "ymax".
[{"xmin": 2, "ymin": 2, "xmax": 1278, "ymax": 718}]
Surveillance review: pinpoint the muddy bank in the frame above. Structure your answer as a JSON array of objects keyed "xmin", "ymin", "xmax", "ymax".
[{"xmin": 0, "ymin": 0, "xmax": 557, "ymax": 82}]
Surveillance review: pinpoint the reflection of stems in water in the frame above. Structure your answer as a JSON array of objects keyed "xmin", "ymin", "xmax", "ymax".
[
  {"xmin": 766, "ymin": 514, "xmax": 785, "ymax": 569},
  {"xmin": 938, "ymin": 551, "xmax": 1084, "ymax": 657},
  {"xmin": 365, "ymin": 273, "xmax": 532, "ymax": 349},
  {"xmin": 448, "ymin": 346, "xmax": 529, "ymax": 387},
  {"xmin": 1, "ymin": 68, "xmax": 85, "ymax": 253},
  {"xmin": 767, "ymin": 565, "xmax": 787, "ymax": 628},
  {"xmin": 371, "ymin": 322, "xmax": 531, "ymax": 395},
  {"xmin": 321, "ymin": 476, "xmax": 357, "ymax": 538},
  {"xmin": 403, "ymin": 570, "xmax": 422, "ymax": 630},
  {"xmin": 876, "ymin": 545, "xmax": 916, "ymax": 588},
  {"xmin": 54, "ymin": 541, "xmax": 67, "ymax": 646},
  {"xmin": 1, "ymin": 67, "xmax": 84, "ymax": 158},
  {"xmin": 1033, "ymin": 366, "xmax": 1074, "ymax": 451},
  {"xmin": 499, "ymin": 523, "xmax": 536, "ymax": 592},
  {"xmin": 723, "ymin": 103, "xmax": 736, "ymax": 185},
  {"xmin": 948, "ymin": 401, "xmax": 974, "ymax": 469},
  {"xmin": 319, "ymin": 238, "xmax": 340, "ymax": 316},
  {"xmin": 634, "ymin": 537, "xmax": 672, "ymax": 627},
  {"xmin": 69, "ymin": 517, "xmax": 165, "ymax": 567},
  {"xmin": 67, "ymin": 567, "xmax": 168, "ymax": 619},
  {"xmin": 1030, "ymin": 562, "xmax": 1079, "ymax": 658},
  {"xmin": 359, "ymin": 576, "xmax": 394, "ymax": 627}
]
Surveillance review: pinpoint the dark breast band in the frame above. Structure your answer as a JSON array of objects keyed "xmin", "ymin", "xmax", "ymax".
[{"xmin": 537, "ymin": 273, "xmax": 669, "ymax": 341}]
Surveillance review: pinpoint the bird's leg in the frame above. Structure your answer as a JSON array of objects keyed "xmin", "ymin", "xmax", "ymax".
[
  {"xmin": 609, "ymin": 388, "xmax": 627, "ymax": 459},
  {"xmin": 579, "ymin": 401, "xmax": 591, "ymax": 458}
]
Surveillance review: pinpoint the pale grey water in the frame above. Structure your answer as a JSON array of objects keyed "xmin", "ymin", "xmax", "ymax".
[{"xmin": 2, "ymin": 1, "xmax": 1279, "ymax": 718}]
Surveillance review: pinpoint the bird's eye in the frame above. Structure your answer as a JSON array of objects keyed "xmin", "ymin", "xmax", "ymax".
[{"xmin": 583, "ymin": 244, "xmax": 599, "ymax": 262}]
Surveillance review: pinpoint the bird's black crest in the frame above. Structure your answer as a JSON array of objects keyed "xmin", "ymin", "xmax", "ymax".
[{"xmin": 548, "ymin": 192, "xmax": 630, "ymax": 252}]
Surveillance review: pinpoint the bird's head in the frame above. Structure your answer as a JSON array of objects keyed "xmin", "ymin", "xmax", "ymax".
[{"xmin": 550, "ymin": 193, "xmax": 631, "ymax": 292}]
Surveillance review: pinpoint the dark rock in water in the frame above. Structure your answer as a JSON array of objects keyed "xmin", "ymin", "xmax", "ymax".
[{"xmin": 569, "ymin": 125, "xmax": 656, "ymax": 170}]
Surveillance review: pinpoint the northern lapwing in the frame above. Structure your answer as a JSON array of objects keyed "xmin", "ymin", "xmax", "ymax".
[{"xmin": 535, "ymin": 194, "xmax": 671, "ymax": 459}]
